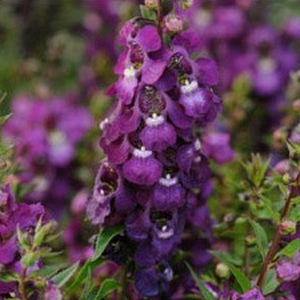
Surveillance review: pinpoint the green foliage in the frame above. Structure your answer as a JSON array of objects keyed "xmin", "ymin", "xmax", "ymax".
[
  {"xmin": 52, "ymin": 261, "xmax": 80, "ymax": 288},
  {"xmin": 186, "ymin": 263, "xmax": 216, "ymax": 300},
  {"xmin": 241, "ymin": 154, "xmax": 270, "ymax": 189},
  {"xmin": 211, "ymin": 252, "xmax": 251, "ymax": 293},
  {"xmin": 67, "ymin": 225, "xmax": 124, "ymax": 294},
  {"xmin": 262, "ymin": 269, "xmax": 280, "ymax": 295},
  {"xmin": 249, "ymin": 220, "xmax": 268, "ymax": 260},
  {"xmin": 275, "ymin": 239, "xmax": 300, "ymax": 259},
  {"xmin": 93, "ymin": 224, "xmax": 124, "ymax": 261}
]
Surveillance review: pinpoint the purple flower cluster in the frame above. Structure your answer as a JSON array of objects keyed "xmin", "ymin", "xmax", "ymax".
[
  {"xmin": 0, "ymin": 184, "xmax": 61, "ymax": 298},
  {"xmin": 86, "ymin": 14, "xmax": 227, "ymax": 296},
  {"xmin": 3, "ymin": 94, "xmax": 92, "ymax": 214}
]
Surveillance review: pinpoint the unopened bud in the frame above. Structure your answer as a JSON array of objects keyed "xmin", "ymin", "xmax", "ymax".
[
  {"xmin": 145, "ymin": 0, "xmax": 159, "ymax": 9},
  {"xmin": 279, "ymin": 220, "xmax": 296, "ymax": 235},
  {"xmin": 21, "ymin": 252, "xmax": 38, "ymax": 268},
  {"xmin": 245, "ymin": 235, "xmax": 256, "ymax": 247},
  {"xmin": 293, "ymin": 100, "xmax": 300, "ymax": 112},
  {"xmin": 215, "ymin": 263, "xmax": 230, "ymax": 279},
  {"xmin": 164, "ymin": 14, "xmax": 183, "ymax": 33},
  {"xmin": 179, "ymin": 0, "xmax": 194, "ymax": 10},
  {"xmin": 34, "ymin": 221, "xmax": 58, "ymax": 248},
  {"xmin": 282, "ymin": 173, "xmax": 292, "ymax": 185},
  {"xmin": 273, "ymin": 129, "xmax": 287, "ymax": 145}
]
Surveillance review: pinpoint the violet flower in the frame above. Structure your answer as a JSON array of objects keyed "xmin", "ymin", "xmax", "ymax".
[{"xmin": 87, "ymin": 3, "xmax": 222, "ymax": 295}]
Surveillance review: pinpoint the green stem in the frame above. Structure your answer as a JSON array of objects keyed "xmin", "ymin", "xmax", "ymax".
[{"xmin": 257, "ymin": 171, "xmax": 300, "ymax": 288}]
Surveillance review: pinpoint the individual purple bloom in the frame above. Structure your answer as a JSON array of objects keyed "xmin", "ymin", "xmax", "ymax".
[
  {"xmin": 126, "ymin": 207, "xmax": 152, "ymax": 241},
  {"xmin": 179, "ymin": 82, "xmax": 214, "ymax": 119},
  {"xmin": 135, "ymin": 268, "xmax": 160, "ymax": 297},
  {"xmin": 276, "ymin": 259, "xmax": 300, "ymax": 282},
  {"xmin": 122, "ymin": 147, "xmax": 163, "ymax": 186},
  {"xmin": 232, "ymin": 287, "xmax": 264, "ymax": 300},
  {"xmin": 44, "ymin": 282, "xmax": 62, "ymax": 300},
  {"xmin": 202, "ymin": 132, "xmax": 234, "ymax": 164},
  {"xmin": 152, "ymin": 175, "xmax": 185, "ymax": 211},
  {"xmin": 140, "ymin": 114, "xmax": 177, "ymax": 152},
  {"xmin": 87, "ymin": 162, "xmax": 121, "ymax": 225}
]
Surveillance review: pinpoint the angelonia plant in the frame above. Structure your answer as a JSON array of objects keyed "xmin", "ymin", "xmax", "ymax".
[{"xmin": 86, "ymin": 0, "xmax": 230, "ymax": 297}]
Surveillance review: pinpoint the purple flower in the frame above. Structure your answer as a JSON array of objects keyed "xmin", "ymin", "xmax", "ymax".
[
  {"xmin": 123, "ymin": 147, "xmax": 163, "ymax": 186},
  {"xmin": 88, "ymin": 9, "xmax": 222, "ymax": 297},
  {"xmin": 203, "ymin": 132, "xmax": 234, "ymax": 164},
  {"xmin": 44, "ymin": 282, "xmax": 62, "ymax": 300}
]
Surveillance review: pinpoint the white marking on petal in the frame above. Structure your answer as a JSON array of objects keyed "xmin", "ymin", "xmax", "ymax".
[
  {"xmin": 124, "ymin": 66, "xmax": 136, "ymax": 78},
  {"xmin": 259, "ymin": 58, "xmax": 276, "ymax": 73},
  {"xmin": 145, "ymin": 114, "xmax": 165, "ymax": 127},
  {"xmin": 157, "ymin": 226, "xmax": 174, "ymax": 239},
  {"xmin": 49, "ymin": 130, "xmax": 67, "ymax": 147},
  {"xmin": 133, "ymin": 147, "xmax": 152, "ymax": 158},
  {"xmin": 100, "ymin": 118, "xmax": 110, "ymax": 130},
  {"xmin": 194, "ymin": 156, "xmax": 202, "ymax": 163},
  {"xmin": 194, "ymin": 139, "xmax": 202, "ymax": 150},
  {"xmin": 181, "ymin": 80, "xmax": 198, "ymax": 94},
  {"xmin": 159, "ymin": 176, "xmax": 178, "ymax": 187}
]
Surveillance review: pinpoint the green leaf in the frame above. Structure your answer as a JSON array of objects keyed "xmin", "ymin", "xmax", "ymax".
[
  {"xmin": 52, "ymin": 261, "xmax": 80, "ymax": 288},
  {"xmin": 249, "ymin": 220, "xmax": 268, "ymax": 259},
  {"xmin": 0, "ymin": 270, "xmax": 19, "ymax": 282},
  {"xmin": 139, "ymin": 5, "xmax": 157, "ymax": 20},
  {"xmin": 211, "ymin": 251, "xmax": 250, "ymax": 293},
  {"xmin": 94, "ymin": 278, "xmax": 121, "ymax": 299},
  {"xmin": 262, "ymin": 269, "xmax": 280, "ymax": 295},
  {"xmin": 210, "ymin": 251, "xmax": 242, "ymax": 266},
  {"xmin": 30, "ymin": 264, "xmax": 67, "ymax": 279},
  {"xmin": 66, "ymin": 257, "xmax": 104, "ymax": 293},
  {"xmin": 0, "ymin": 113, "xmax": 12, "ymax": 125},
  {"xmin": 185, "ymin": 263, "xmax": 216, "ymax": 300},
  {"xmin": 93, "ymin": 224, "xmax": 124, "ymax": 261},
  {"xmin": 275, "ymin": 239, "xmax": 300, "ymax": 259},
  {"xmin": 227, "ymin": 264, "xmax": 251, "ymax": 293}
]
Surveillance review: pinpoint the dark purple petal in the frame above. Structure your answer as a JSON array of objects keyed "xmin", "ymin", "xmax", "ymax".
[
  {"xmin": 142, "ymin": 58, "xmax": 167, "ymax": 85},
  {"xmin": 101, "ymin": 135, "xmax": 130, "ymax": 165},
  {"xmin": 136, "ymin": 26, "xmax": 161, "ymax": 52},
  {"xmin": 134, "ymin": 241, "xmax": 157, "ymax": 267},
  {"xmin": 140, "ymin": 120, "xmax": 177, "ymax": 152},
  {"xmin": 179, "ymin": 86, "xmax": 213, "ymax": 118},
  {"xmin": 135, "ymin": 268, "xmax": 159, "ymax": 297},
  {"xmin": 152, "ymin": 179, "xmax": 185, "ymax": 211},
  {"xmin": 167, "ymin": 97, "xmax": 193, "ymax": 129},
  {"xmin": 123, "ymin": 152, "xmax": 162, "ymax": 186},
  {"xmin": 0, "ymin": 236, "xmax": 17, "ymax": 264},
  {"xmin": 203, "ymin": 133, "xmax": 234, "ymax": 164},
  {"xmin": 196, "ymin": 57, "xmax": 219, "ymax": 86},
  {"xmin": 115, "ymin": 75, "xmax": 138, "ymax": 105},
  {"xmin": 126, "ymin": 208, "xmax": 151, "ymax": 241}
]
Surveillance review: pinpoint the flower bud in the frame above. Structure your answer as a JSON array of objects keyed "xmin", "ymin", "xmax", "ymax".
[
  {"xmin": 164, "ymin": 14, "xmax": 184, "ymax": 33},
  {"xmin": 293, "ymin": 100, "xmax": 300, "ymax": 112},
  {"xmin": 145, "ymin": 0, "xmax": 159, "ymax": 9},
  {"xmin": 282, "ymin": 173, "xmax": 292, "ymax": 185},
  {"xmin": 215, "ymin": 263, "xmax": 230, "ymax": 279},
  {"xmin": 279, "ymin": 220, "xmax": 296, "ymax": 235},
  {"xmin": 34, "ymin": 221, "xmax": 58, "ymax": 248},
  {"xmin": 21, "ymin": 252, "xmax": 39, "ymax": 268},
  {"xmin": 245, "ymin": 235, "xmax": 256, "ymax": 247},
  {"xmin": 179, "ymin": 0, "xmax": 193, "ymax": 10}
]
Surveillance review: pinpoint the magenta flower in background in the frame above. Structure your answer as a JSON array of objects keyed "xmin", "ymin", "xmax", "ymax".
[{"xmin": 3, "ymin": 93, "xmax": 93, "ymax": 215}]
